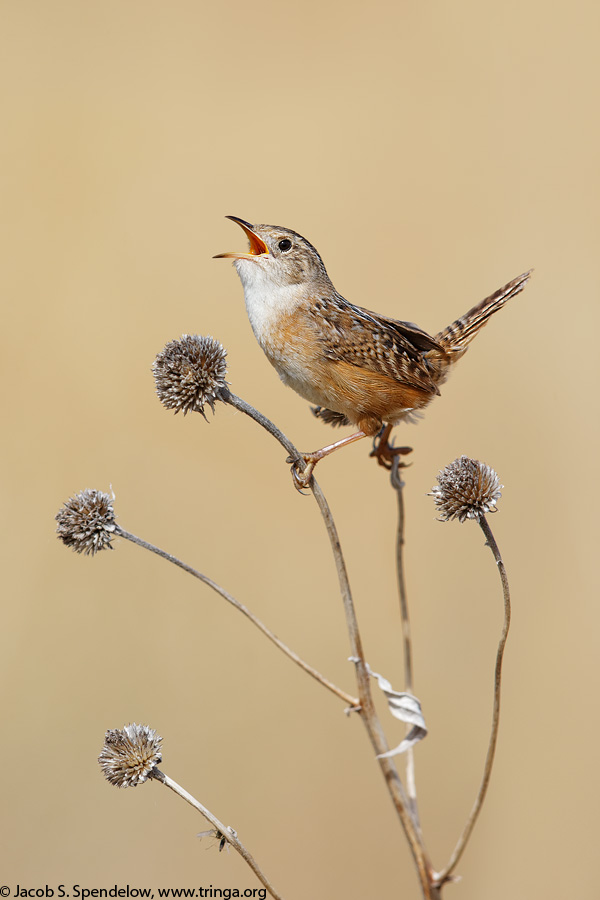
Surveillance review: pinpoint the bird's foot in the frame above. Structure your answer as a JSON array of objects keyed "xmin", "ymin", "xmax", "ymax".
[
  {"xmin": 287, "ymin": 431, "xmax": 369, "ymax": 492},
  {"xmin": 370, "ymin": 428, "xmax": 413, "ymax": 470},
  {"xmin": 287, "ymin": 453, "xmax": 320, "ymax": 493}
]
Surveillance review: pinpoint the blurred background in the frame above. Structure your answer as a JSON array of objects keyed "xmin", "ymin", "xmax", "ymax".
[{"xmin": 2, "ymin": 1, "xmax": 598, "ymax": 897}]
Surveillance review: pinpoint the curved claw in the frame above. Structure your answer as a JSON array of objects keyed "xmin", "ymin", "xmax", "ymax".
[{"xmin": 286, "ymin": 455, "xmax": 315, "ymax": 493}]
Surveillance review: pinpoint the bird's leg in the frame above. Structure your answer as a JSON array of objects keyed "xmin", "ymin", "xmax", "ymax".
[
  {"xmin": 370, "ymin": 424, "xmax": 413, "ymax": 470},
  {"xmin": 288, "ymin": 430, "xmax": 369, "ymax": 489}
]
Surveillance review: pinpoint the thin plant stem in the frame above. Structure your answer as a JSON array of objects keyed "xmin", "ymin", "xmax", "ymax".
[
  {"xmin": 311, "ymin": 478, "xmax": 438, "ymax": 900},
  {"xmin": 221, "ymin": 390, "xmax": 306, "ymax": 471},
  {"xmin": 390, "ymin": 456, "xmax": 419, "ymax": 828},
  {"xmin": 391, "ymin": 457, "xmax": 414, "ymax": 693},
  {"xmin": 220, "ymin": 392, "xmax": 439, "ymax": 897},
  {"xmin": 150, "ymin": 768, "xmax": 284, "ymax": 900},
  {"xmin": 434, "ymin": 513, "xmax": 511, "ymax": 888},
  {"xmin": 115, "ymin": 526, "xmax": 356, "ymax": 707}
]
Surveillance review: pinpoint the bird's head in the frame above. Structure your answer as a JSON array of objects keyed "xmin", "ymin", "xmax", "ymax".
[{"xmin": 214, "ymin": 216, "xmax": 330, "ymax": 292}]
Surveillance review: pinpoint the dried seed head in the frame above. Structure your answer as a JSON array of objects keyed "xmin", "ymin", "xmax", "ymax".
[
  {"xmin": 56, "ymin": 489, "xmax": 116, "ymax": 555},
  {"xmin": 430, "ymin": 456, "xmax": 502, "ymax": 522},
  {"xmin": 153, "ymin": 334, "xmax": 228, "ymax": 418},
  {"xmin": 98, "ymin": 724, "xmax": 163, "ymax": 788}
]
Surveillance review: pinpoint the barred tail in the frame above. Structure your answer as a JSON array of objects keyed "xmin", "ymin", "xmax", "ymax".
[{"xmin": 435, "ymin": 270, "xmax": 532, "ymax": 353}]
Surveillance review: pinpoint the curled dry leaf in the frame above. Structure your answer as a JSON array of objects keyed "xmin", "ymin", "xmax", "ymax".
[{"xmin": 351, "ymin": 661, "xmax": 428, "ymax": 758}]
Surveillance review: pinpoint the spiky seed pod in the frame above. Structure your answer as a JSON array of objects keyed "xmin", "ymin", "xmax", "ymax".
[
  {"xmin": 153, "ymin": 335, "xmax": 228, "ymax": 418},
  {"xmin": 431, "ymin": 456, "xmax": 502, "ymax": 522},
  {"xmin": 98, "ymin": 724, "xmax": 163, "ymax": 788},
  {"xmin": 55, "ymin": 489, "xmax": 116, "ymax": 555}
]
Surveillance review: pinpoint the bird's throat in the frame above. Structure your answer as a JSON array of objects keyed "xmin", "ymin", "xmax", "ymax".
[{"xmin": 235, "ymin": 259, "xmax": 310, "ymax": 349}]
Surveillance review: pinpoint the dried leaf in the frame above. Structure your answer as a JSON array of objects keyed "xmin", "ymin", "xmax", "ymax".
[{"xmin": 361, "ymin": 662, "xmax": 428, "ymax": 758}]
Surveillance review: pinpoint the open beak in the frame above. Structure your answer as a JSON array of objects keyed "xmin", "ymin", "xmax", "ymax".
[{"xmin": 213, "ymin": 216, "xmax": 269, "ymax": 259}]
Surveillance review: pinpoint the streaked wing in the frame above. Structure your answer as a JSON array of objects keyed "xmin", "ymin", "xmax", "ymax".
[{"xmin": 308, "ymin": 294, "xmax": 444, "ymax": 395}]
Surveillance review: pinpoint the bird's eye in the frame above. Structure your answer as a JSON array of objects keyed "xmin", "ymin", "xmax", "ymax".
[{"xmin": 278, "ymin": 239, "xmax": 292, "ymax": 252}]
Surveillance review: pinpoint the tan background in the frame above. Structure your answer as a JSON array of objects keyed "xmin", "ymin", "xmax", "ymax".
[{"xmin": 2, "ymin": 1, "xmax": 598, "ymax": 897}]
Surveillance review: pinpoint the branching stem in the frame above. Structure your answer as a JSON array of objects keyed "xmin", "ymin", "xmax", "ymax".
[
  {"xmin": 221, "ymin": 392, "xmax": 438, "ymax": 897},
  {"xmin": 311, "ymin": 479, "xmax": 438, "ymax": 898}
]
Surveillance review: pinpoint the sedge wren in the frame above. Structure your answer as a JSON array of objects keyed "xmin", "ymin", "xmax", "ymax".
[{"xmin": 215, "ymin": 216, "xmax": 531, "ymax": 485}]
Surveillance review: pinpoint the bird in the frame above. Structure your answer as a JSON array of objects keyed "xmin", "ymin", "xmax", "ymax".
[{"xmin": 215, "ymin": 216, "xmax": 531, "ymax": 485}]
